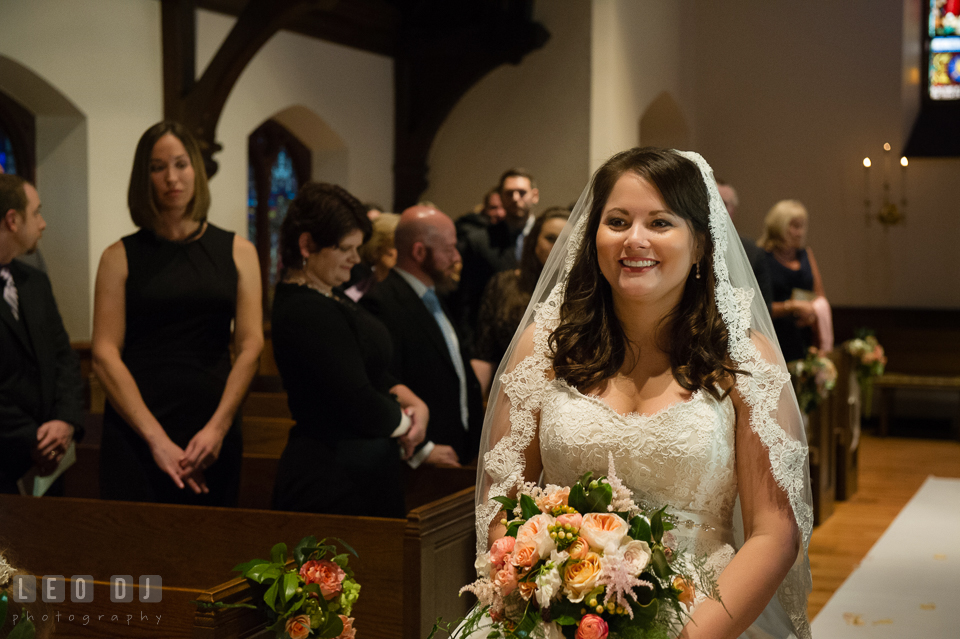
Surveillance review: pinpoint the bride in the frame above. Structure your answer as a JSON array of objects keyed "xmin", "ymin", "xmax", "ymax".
[{"xmin": 474, "ymin": 148, "xmax": 812, "ymax": 638}]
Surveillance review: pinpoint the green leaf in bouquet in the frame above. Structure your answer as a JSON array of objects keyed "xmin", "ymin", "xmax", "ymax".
[
  {"xmin": 270, "ymin": 542, "xmax": 288, "ymax": 565},
  {"xmin": 577, "ymin": 471, "xmax": 595, "ymax": 487},
  {"xmin": 233, "ymin": 558, "xmax": 269, "ymax": 574},
  {"xmin": 491, "ymin": 495, "xmax": 518, "ymax": 512},
  {"xmin": 511, "ymin": 607, "xmax": 539, "ymax": 639},
  {"xmin": 294, "ymin": 535, "xmax": 318, "ymax": 565},
  {"xmin": 282, "ymin": 571, "xmax": 300, "ymax": 604},
  {"xmin": 568, "ymin": 483, "xmax": 588, "ymax": 513},
  {"xmin": 505, "ymin": 520, "xmax": 523, "ymax": 538},
  {"xmin": 333, "ymin": 537, "xmax": 359, "ymax": 558},
  {"xmin": 552, "ymin": 615, "xmax": 579, "ymax": 626},
  {"xmin": 319, "ymin": 609, "xmax": 345, "ymax": 638},
  {"xmin": 519, "ymin": 493, "xmax": 541, "ymax": 519},
  {"xmin": 245, "ymin": 562, "xmax": 280, "ymax": 584},
  {"xmin": 650, "ymin": 547, "xmax": 672, "ymax": 580},
  {"xmin": 650, "ymin": 508, "xmax": 666, "ymax": 543},
  {"xmin": 263, "ymin": 578, "xmax": 281, "ymax": 611},
  {"xmin": 332, "ymin": 553, "xmax": 350, "ymax": 569},
  {"xmin": 583, "ymin": 481, "xmax": 612, "ymax": 513},
  {"xmin": 629, "ymin": 515, "xmax": 652, "ymax": 543},
  {"xmin": 7, "ymin": 616, "xmax": 36, "ymax": 639}
]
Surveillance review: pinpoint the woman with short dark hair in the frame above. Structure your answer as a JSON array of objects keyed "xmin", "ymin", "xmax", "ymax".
[
  {"xmin": 270, "ymin": 182, "xmax": 426, "ymax": 517},
  {"xmin": 92, "ymin": 121, "xmax": 263, "ymax": 506}
]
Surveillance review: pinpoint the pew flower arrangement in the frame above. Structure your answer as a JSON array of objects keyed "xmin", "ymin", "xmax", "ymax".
[
  {"xmin": 459, "ymin": 460, "xmax": 721, "ymax": 639},
  {"xmin": 843, "ymin": 330, "xmax": 887, "ymax": 418},
  {"xmin": 232, "ymin": 536, "xmax": 361, "ymax": 639},
  {"xmin": 787, "ymin": 347, "xmax": 837, "ymax": 415}
]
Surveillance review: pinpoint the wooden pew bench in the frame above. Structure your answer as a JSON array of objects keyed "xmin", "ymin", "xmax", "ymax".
[
  {"xmin": 873, "ymin": 373, "xmax": 960, "ymax": 439},
  {"xmin": 0, "ymin": 488, "xmax": 477, "ymax": 639}
]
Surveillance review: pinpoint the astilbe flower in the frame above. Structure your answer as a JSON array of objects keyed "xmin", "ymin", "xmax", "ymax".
[
  {"xmin": 605, "ymin": 454, "xmax": 638, "ymax": 516},
  {"xmin": 460, "ymin": 577, "xmax": 500, "ymax": 611},
  {"xmin": 598, "ymin": 545, "xmax": 654, "ymax": 619}
]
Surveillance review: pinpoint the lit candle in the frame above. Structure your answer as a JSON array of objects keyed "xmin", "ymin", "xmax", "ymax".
[
  {"xmin": 863, "ymin": 157, "xmax": 872, "ymax": 219},
  {"xmin": 900, "ymin": 156, "xmax": 908, "ymax": 207}
]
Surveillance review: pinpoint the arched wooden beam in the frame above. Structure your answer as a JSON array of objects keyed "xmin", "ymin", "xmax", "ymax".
[
  {"xmin": 393, "ymin": 15, "xmax": 549, "ymax": 209},
  {"xmin": 162, "ymin": 0, "xmax": 337, "ymax": 176}
]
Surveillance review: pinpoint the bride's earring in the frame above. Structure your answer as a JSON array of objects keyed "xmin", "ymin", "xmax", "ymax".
[
  {"xmin": 302, "ymin": 254, "xmax": 308, "ymax": 269},
  {"xmin": 695, "ymin": 262, "xmax": 701, "ymax": 279}
]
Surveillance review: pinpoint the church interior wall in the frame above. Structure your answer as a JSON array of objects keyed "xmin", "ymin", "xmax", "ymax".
[{"xmin": 422, "ymin": 0, "xmax": 593, "ymax": 217}]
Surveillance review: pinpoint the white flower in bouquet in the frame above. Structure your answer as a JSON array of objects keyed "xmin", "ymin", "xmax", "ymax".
[
  {"xmin": 579, "ymin": 512, "xmax": 630, "ymax": 552},
  {"xmin": 535, "ymin": 549, "xmax": 569, "ymax": 607},
  {"xmin": 516, "ymin": 513, "xmax": 557, "ymax": 558}
]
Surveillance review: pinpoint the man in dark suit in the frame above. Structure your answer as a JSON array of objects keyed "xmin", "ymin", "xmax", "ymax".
[
  {"xmin": 0, "ymin": 174, "xmax": 84, "ymax": 494},
  {"xmin": 361, "ymin": 205, "xmax": 483, "ymax": 467},
  {"xmin": 717, "ymin": 180, "xmax": 774, "ymax": 312}
]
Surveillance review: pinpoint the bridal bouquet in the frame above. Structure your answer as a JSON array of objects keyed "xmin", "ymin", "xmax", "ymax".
[
  {"xmin": 231, "ymin": 536, "xmax": 361, "ymax": 639},
  {"xmin": 843, "ymin": 330, "xmax": 886, "ymax": 417},
  {"xmin": 460, "ymin": 464, "xmax": 720, "ymax": 639},
  {"xmin": 788, "ymin": 347, "xmax": 837, "ymax": 415}
]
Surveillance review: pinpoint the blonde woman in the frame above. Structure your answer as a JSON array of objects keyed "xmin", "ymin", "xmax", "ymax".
[{"xmin": 758, "ymin": 199, "xmax": 828, "ymax": 361}]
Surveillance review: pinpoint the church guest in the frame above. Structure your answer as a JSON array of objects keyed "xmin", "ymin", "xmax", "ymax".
[
  {"xmin": 716, "ymin": 180, "xmax": 773, "ymax": 312},
  {"xmin": 361, "ymin": 205, "xmax": 484, "ymax": 468},
  {"xmin": 456, "ymin": 170, "xmax": 540, "ymax": 347},
  {"xmin": 759, "ymin": 199, "xmax": 830, "ymax": 362},
  {"xmin": 345, "ymin": 212, "xmax": 399, "ymax": 301},
  {"xmin": 456, "ymin": 187, "xmax": 507, "ymax": 239},
  {"xmin": 0, "ymin": 174, "xmax": 84, "ymax": 495},
  {"xmin": 92, "ymin": 121, "xmax": 263, "ymax": 506},
  {"xmin": 270, "ymin": 183, "xmax": 426, "ymax": 517},
  {"xmin": 471, "ymin": 206, "xmax": 570, "ymax": 399}
]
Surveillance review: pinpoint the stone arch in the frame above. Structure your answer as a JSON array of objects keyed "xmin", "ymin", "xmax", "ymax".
[
  {"xmin": 638, "ymin": 91, "xmax": 690, "ymax": 150},
  {"xmin": 0, "ymin": 55, "xmax": 89, "ymax": 339}
]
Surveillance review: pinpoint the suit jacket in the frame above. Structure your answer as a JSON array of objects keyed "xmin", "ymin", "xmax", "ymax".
[
  {"xmin": 360, "ymin": 270, "xmax": 483, "ymax": 463},
  {"xmin": 740, "ymin": 234, "xmax": 774, "ymax": 314},
  {"xmin": 0, "ymin": 260, "xmax": 84, "ymax": 489}
]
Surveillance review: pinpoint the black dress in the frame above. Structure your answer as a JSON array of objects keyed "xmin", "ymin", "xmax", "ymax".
[
  {"xmin": 100, "ymin": 224, "xmax": 242, "ymax": 506},
  {"xmin": 474, "ymin": 269, "xmax": 530, "ymax": 368},
  {"xmin": 270, "ymin": 282, "xmax": 406, "ymax": 518},
  {"xmin": 766, "ymin": 247, "xmax": 815, "ymax": 363}
]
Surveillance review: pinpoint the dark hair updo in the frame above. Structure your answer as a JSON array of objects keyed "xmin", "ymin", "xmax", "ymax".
[
  {"xmin": 550, "ymin": 147, "xmax": 741, "ymax": 399},
  {"xmin": 278, "ymin": 182, "xmax": 372, "ymax": 273}
]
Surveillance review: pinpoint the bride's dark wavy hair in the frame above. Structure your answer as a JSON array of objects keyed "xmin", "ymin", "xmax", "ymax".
[{"xmin": 550, "ymin": 147, "xmax": 743, "ymax": 400}]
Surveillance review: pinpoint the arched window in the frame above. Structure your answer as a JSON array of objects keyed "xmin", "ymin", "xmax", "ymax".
[
  {"xmin": 248, "ymin": 119, "xmax": 311, "ymax": 314},
  {"xmin": 0, "ymin": 89, "xmax": 35, "ymax": 180}
]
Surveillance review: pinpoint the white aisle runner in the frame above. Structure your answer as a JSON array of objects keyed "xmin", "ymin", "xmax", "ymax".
[{"xmin": 811, "ymin": 476, "xmax": 960, "ymax": 638}]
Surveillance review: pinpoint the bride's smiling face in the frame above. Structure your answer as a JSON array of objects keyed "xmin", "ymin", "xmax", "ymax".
[{"xmin": 595, "ymin": 172, "xmax": 698, "ymax": 307}]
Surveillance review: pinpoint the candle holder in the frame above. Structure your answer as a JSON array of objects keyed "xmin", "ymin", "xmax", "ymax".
[{"xmin": 862, "ymin": 143, "xmax": 907, "ymax": 227}]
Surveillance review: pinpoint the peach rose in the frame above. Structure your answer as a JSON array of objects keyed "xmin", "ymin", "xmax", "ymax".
[
  {"xmin": 536, "ymin": 486, "xmax": 570, "ymax": 513},
  {"xmin": 555, "ymin": 512, "xmax": 583, "ymax": 531},
  {"xmin": 567, "ymin": 536, "xmax": 591, "ymax": 560},
  {"xmin": 511, "ymin": 542, "xmax": 539, "ymax": 568},
  {"xmin": 494, "ymin": 562, "xmax": 519, "ymax": 596},
  {"xmin": 672, "ymin": 575, "xmax": 696, "ymax": 609},
  {"xmin": 517, "ymin": 581, "xmax": 537, "ymax": 600},
  {"xmin": 285, "ymin": 614, "xmax": 311, "ymax": 639},
  {"xmin": 576, "ymin": 614, "xmax": 609, "ymax": 639},
  {"xmin": 563, "ymin": 552, "xmax": 602, "ymax": 602},
  {"xmin": 490, "ymin": 536, "xmax": 517, "ymax": 569},
  {"xmin": 579, "ymin": 513, "xmax": 629, "ymax": 552},
  {"xmin": 337, "ymin": 615, "xmax": 356, "ymax": 639},
  {"xmin": 300, "ymin": 559, "xmax": 346, "ymax": 600},
  {"xmin": 516, "ymin": 513, "xmax": 556, "ymax": 557}
]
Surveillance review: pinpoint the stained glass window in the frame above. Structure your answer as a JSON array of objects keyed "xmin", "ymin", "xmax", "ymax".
[
  {"xmin": 0, "ymin": 125, "xmax": 18, "ymax": 174},
  {"xmin": 266, "ymin": 147, "xmax": 298, "ymax": 289},
  {"xmin": 929, "ymin": 0, "xmax": 960, "ymax": 100}
]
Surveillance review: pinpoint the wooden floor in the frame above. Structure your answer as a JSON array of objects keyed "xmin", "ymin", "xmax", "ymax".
[{"xmin": 807, "ymin": 434, "xmax": 960, "ymax": 620}]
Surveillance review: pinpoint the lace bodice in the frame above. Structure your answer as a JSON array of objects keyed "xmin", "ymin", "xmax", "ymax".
[{"xmin": 539, "ymin": 379, "xmax": 737, "ymax": 533}]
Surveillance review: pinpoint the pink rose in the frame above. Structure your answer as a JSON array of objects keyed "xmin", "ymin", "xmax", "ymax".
[
  {"xmin": 511, "ymin": 542, "xmax": 539, "ymax": 568},
  {"xmin": 576, "ymin": 614, "xmax": 609, "ymax": 639},
  {"xmin": 489, "ymin": 536, "xmax": 517, "ymax": 569},
  {"xmin": 567, "ymin": 536, "xmax": 591, "ymax": 560},
  {"xmin": 285, "ymin": 614, "xmax": 311, "ymax": 639},
  {"xmin": 494, "ymin": 562, "xmax": 519, "ymax": 596},
  {"xmin": 579, "ymin": 513, "xmax": 629, "ymax": 551},
  {"xmin": 555, "ymin": 512, "xmax": 583, "ymax": 531},
  {"xmin": 300, "ymin": 559, "xmax": 346, "ymax": 600},
  {"xmin": 337, "ymin": 615, "xmax": 356, "ymax": 639}
]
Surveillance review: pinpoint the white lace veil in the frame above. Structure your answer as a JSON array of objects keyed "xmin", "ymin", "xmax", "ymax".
[{"xmin": 473, "ymin": 149, "xmax": 812, "ymax": 638}]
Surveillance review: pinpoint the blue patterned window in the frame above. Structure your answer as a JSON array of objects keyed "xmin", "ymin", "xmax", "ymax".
[{"xmin": 0, "ymin": 125, "xmax": 17, "ymax": 175}]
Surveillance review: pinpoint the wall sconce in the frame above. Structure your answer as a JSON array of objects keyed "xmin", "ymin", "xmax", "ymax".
[{"xmin": 862, "ymin": 143, "xmax": 907, "ymax": 227}]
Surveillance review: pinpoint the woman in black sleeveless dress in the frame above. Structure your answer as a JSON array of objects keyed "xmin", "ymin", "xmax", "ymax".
[
  {"xmin": 758, "ymin": 199, "xmax": 827, "ymax": 363},
  {"xmin": 92, "ymin": 122, "xmax": 263, "ymax": 506}
]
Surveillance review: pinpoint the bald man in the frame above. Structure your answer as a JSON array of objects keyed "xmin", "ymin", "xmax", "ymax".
[{"xmin": 360, "ymin": 206, "xmax": 483, "ymax": 468}]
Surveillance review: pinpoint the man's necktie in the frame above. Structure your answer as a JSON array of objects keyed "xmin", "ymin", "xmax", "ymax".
[
  {"xmin": 0, "ymin": 266, "xmax": 20, "ymax": 320},
  {"xmin": 422, "ymin": 288, "xmax": 469, "ymax": 430}
]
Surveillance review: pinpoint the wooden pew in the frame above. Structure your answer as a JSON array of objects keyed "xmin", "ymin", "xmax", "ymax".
[
  {"xmin": 830, "ymin": 350, "xmax": 861, "ymax": 501},
  {"xmin": 0, "ymin": 489, "xmax": 477, "ymax": 639}
]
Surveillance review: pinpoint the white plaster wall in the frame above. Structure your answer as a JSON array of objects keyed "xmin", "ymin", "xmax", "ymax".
[
  {"xmin": 422, "ymin": 1, "xmax": 592, "ymax": 218},
  {"xmin": 0, "ymin": 0, "xmax": 164, "ymax": 338},
  {"xmin": 590, "ymin": 0, "xmax": 693, "ymax": 173},
  {"xmin": 197, "ymin": 9, "xmax": 394, "ymax": 237},
  {"xmin": 691, "ymin": 0, "xmax": 960, "ymax": 308}
]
